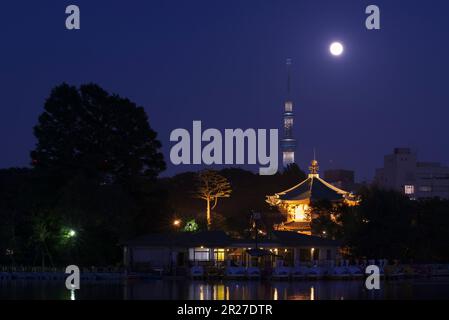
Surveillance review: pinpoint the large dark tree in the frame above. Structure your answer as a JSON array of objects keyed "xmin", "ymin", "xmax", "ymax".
[
  {"xmin": 31, "ymin": 83, "xmax": 165, "ymax": 183},
  {"xmin": 24, "ymin": 83, "xmax": 166, "ymax": 265}
]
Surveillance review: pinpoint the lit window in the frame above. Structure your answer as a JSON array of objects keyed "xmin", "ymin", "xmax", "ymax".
[
  {"xmin": 285, "ymin": 101, "xmax": 293, "ymax": 112},
  {"xmin": 404, "ymin": 185, "xmax": 415, "ymax": 195},
  {"xmin": 284, "ymin": 118, "xmax": 293, "ymax": 128},
  {"xmin": 189, "ymin": 248, "xmax": 210, "ymax": 261},
  {"xmin": 214, "ymin": 249, "xmax": 225, "ymax": 261},
  {"xmin": 294, "ymin": 205, "xmax": 309, "ymax": 221},
  {"xmin": 283, "ymin": 152, "xmax": 294, "ymax": 165}
]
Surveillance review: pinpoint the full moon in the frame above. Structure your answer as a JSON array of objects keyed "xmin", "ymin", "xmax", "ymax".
[{"xmin": 330, "ymin": 42, "xmax": 344, "ymax": 56}]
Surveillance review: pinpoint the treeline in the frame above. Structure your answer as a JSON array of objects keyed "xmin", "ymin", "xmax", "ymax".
[
  {"xmin": 0, "ymin": 82, "xmax": 304, "ymax": 267},
  {"xmin": 0, "ymin": 83, "xmax": 169, "ymax": 267},
  {"xmin": 0, "ymin": 167, "xmax": 166, "ymax": 267},
  {"xmin": 0, "ymin": 164, "xmax": 306, "ymax": 266},
  {"xmin": 312, "ymin": 187, "xmax": 449, "ymax": 263},
  {"xmin": 1, "ymin": 82, "xmax": 448, "ymax": 267}
]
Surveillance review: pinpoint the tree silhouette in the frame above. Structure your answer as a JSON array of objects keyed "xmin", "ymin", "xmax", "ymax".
[
  {"xmin": 26, "ymin": 83, "xmax": 166, "ymax": 265},
  {"xmin": 31, "ymin": 211, "xmax": 59, "ymax": 268},
  {"xmin": 31, "ymin": 83, "xmax": 165, "ymax": 183},
  {"xmin": 194, "ymin": 170, "xmax": 232, "ymax": 229}
]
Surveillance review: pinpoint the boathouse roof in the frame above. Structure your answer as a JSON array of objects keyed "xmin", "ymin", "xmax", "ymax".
[
  {"xmin": 123, "ymin": 231, "xmax": 233, "ymax": 247},
  {"xmin": 123, "ymin": 230, "xmax": 340, "ymax": 248},
  {"xmin": 271, "ymin": 231, "xmax": 340, "ymax": 247}
]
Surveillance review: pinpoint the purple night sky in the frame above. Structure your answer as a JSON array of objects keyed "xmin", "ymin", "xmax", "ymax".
[{"xmin": 0, "ymin": 0, "xmax": 448, "ymax": 181}]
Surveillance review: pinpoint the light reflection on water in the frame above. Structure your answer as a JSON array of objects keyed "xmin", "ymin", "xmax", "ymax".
[
  {"xmin": 1, "ymin": 278, "xmax": 449, "ymax": 300},
  {"xmin": 70, "ymin": 289, "xmax": 76, "ymax": 301}
]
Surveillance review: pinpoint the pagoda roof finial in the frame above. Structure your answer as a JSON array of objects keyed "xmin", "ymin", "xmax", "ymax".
[
  {"xmin": 309, "ymin": 159, "xmax": 319, "ymax": 175},
  {"xmin": 309, "ymin": 148, "xmax": 319, "ymax": 175}
]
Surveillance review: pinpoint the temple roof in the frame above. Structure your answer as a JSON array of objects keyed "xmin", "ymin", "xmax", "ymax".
[
  {"xmin": 268, "ymin": 159, "xmax": 353, "ymax": 203},
  {"xmin": 277, "ymin": 174, "xmax": 348, "ymax": 202}
]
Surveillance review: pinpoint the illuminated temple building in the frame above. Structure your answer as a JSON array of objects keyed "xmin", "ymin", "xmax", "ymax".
[
  {"xmin": 267, "ymin": 159, "xmax": 358, "ymax": 235},
  {"xmin": 123, "ymin": 161, "xmax": 350, "ymax": 274}
]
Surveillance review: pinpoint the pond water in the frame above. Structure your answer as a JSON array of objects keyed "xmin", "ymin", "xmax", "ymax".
[{"xmin": 1, "ymin": 278, "xmax": 449, "ymax": 300}]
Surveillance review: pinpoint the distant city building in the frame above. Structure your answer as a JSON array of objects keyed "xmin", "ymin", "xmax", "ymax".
[
  {"xmin": 374, "ymin": 148, "xmax": 449, "ymax": 199},
  {"xmin": 324, "ymin": 169, "xmax": 355, "ymax": 192},
  {"xmin": 281, "ymin": 59, "xmax": 296, "ymax": 167}
]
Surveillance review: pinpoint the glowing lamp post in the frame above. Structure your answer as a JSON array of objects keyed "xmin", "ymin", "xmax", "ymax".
[
  {"xmin": 63, "ymin": 228, "xmax": 77, "ymax": 239},
  {"xmin": 170, "ymin": 219, "xmax": 182, "ymax": 276},
  {"xmin": 173, "ymin": 219, "xmax": 181, "ymax": 228}
]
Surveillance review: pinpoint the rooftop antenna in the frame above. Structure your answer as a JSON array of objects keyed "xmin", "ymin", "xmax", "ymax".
[{"xmin": 286, "ymin": 58, "xmax": 292, "ymax": 100}]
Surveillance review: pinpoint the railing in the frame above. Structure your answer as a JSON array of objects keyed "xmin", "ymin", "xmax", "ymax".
[
  {"xmin": 0, "ymin": 265, "xmax": 125, "ymax": 273},
  {"xmin": 0, "ymin": 265, "xmax": 126, "ymax": 281}
]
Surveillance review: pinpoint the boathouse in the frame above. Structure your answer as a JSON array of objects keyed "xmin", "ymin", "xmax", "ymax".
[{"xmin": 123, "ymin": 230, "xmax": 340, "ymax": 273}]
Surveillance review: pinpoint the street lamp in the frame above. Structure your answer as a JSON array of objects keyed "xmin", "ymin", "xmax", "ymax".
[
  {"xmin": 170, "ymin": 219, "xmax": 182, "ymax": 276},
  {"xmin": 173, "ymin": 219, "xmax": 181, "ymax": 227},
  {"xmin": 63, "ymin": 228, "xmax": 77, "ymax": 239}
]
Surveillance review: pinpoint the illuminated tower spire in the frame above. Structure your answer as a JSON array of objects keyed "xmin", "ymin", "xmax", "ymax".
[{"xmin": 281, "ymin": 58, "xmax": 296, "ymax": 167}]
